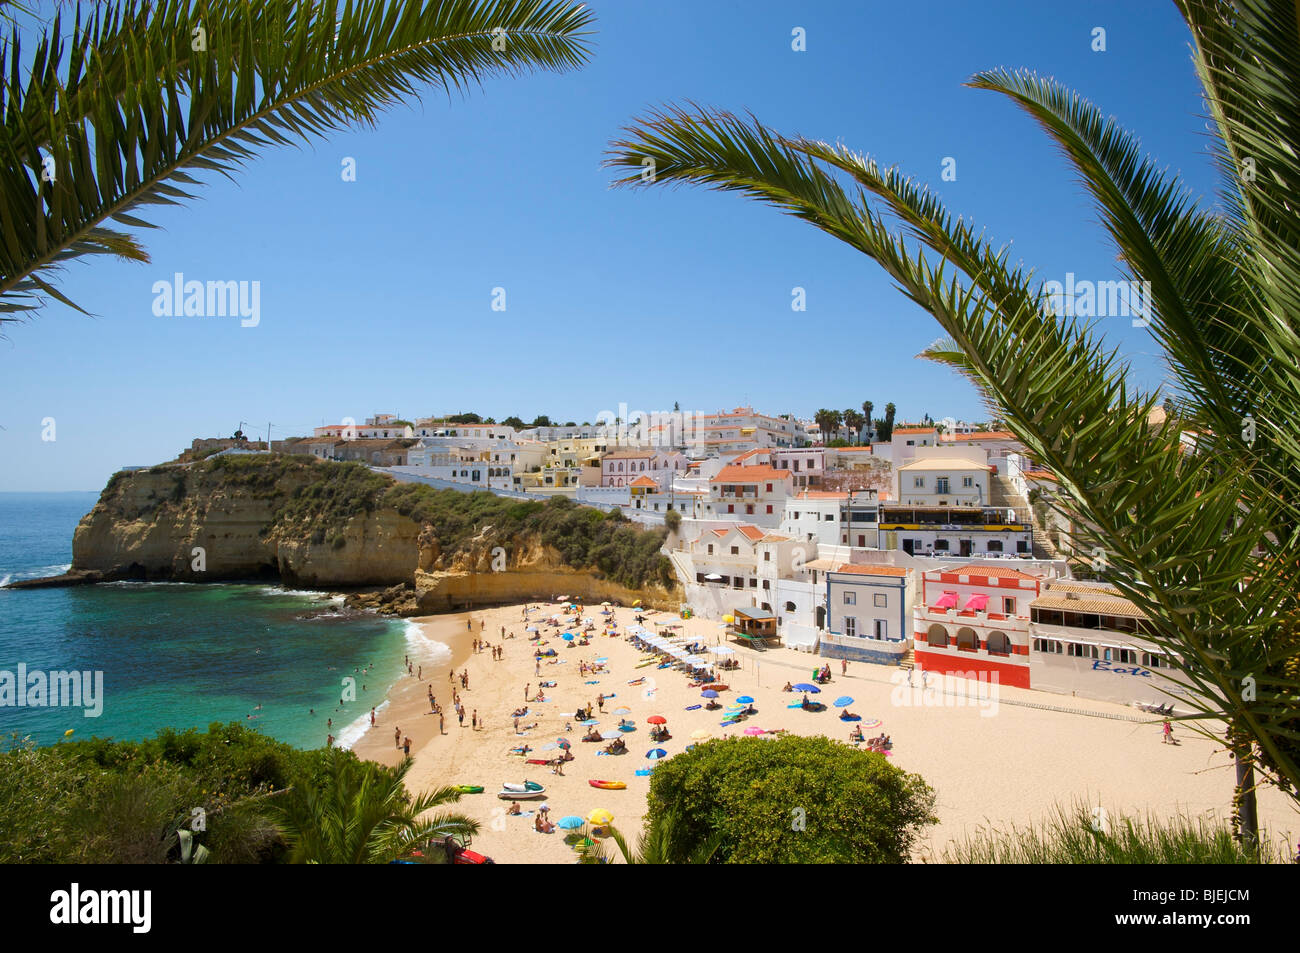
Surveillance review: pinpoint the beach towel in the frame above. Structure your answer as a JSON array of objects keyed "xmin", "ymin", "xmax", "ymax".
[
  {"xmin": 684, "ymin": 704, "xmax": 702, "ymax": 711},
  {"xmin": 584, "ymin": 680, "xmax": 600, "ymax": 685},
  {"xmin": 525, "ymin": 759, "xmax": 550, "ymax": 765}
]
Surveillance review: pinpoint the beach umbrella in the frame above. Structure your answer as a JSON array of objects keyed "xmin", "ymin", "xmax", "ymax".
[
  {"xmin": 580, "ymin": 719, "xmax": 599, "ymax": 726},
  {"xmin": 646, "ymin": 715, "xmax": 667, "ymax": 725},
  {"xmin": 701, "ymin": 689, "xmax": 719, "ymax": 699},
  {"xmin": 834, "ymin": 696, "xmax": 855, "ymax": 708},
  {"xmin": 709, "ymin": 645, "xmax": 735, "ymax": 655},
  {"xmin": 601, "ymin": 729, "xmax": 622, "ymax": 740},
  {"xmin": 541, "ymin": 742, "xmax": 560, "ymax": 751},
  {"xmin": 612, "ymin": 707, "xmax": 631, "ymax": 715},
  {"xmin": 558, "ymin": 816, "xmax": 584, "ymax": 830},
  {"xmin": 588, "ymin": 809, "xmax": 614, "ymax": 826},
  {"xmin": 632, "ymin": 599, "xmax": 642, "ymax": 607},
  {"xmin": 601, "ymin": 601, "xmax": 611, "ymax": 606},
  {"xmin": 557, "ymin": 595, "xmax": 570, "ymax": 601},
  {"xmin": 743, "ymin": 727, "xmax": 765, "ymax": 736},
  {"xmin": 690, "ymin": 728, "xmax": 711, "ymax": 740},
  {"xmin": 595, "ymin": 657, "xmax": 609, "ymax": 663},
  {"xmin": 793, "ymin": 683, "xmax": 820, "ymax": 693},
  {"xmin": 736, "ymin": 695, "xmax": 755, "ymax": 704},
  {"xmin": 526, "ymin": 626, "xmax": 539, "ymax": 632},
  {"xmin": 646, "ymin": 748, "xmax": 668, "ymax": 760},
  {"xmin": 562, "ymin": 633, "xmax": 575, "ymax": 641}
]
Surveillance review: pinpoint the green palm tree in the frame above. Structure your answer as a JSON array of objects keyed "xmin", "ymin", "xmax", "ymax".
[
  {"xmin": 1, "ymin": 0, "xmax": 593, "ymax": 320},
  {"xmin": 608, "ymin": 0, "xmax": 1300, "ymax": 845},
  {"xmin": 272, "ymin": 749, "xmax": 478, "ymax": 864},
  {"xmin": 576, "ymin": 813, "xmax": 723, "ymax": 864}
]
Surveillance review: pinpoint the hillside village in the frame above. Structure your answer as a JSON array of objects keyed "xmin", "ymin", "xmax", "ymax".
[{"xmin": 171, "ymin": 404, "xmax": 1200, "ymax": 711}]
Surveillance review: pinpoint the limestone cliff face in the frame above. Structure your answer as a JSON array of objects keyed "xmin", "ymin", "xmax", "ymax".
[
  {"xmin": 71, "ymin": 465, "xmax": 419, "ymax": 586},
  {"xmin": 66, "ymin": 461, "xmax": 679, "ymax": 610}
]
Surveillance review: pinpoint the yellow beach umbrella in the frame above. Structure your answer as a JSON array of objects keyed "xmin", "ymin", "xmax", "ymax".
[
  {"xmin": 588, "ymin": 808, "xmax": 614, "ymax": 826},
  {"xmin": 722, "ymin": 614, "xmax": 735, "ymax": 624},
  {"xmin": 63, "ymin": 729, "xmax": 75, "ymax": 738},
  {"xmin": 690, "ymin": 729, "xmax": 711, "ymax": 740}
]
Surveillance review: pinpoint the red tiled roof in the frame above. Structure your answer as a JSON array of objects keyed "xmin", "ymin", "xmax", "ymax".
[
  {"xmin": 710, "ymin": 464, "xmax": 787, "ymax": 483},
  {"xmin": 629, "ymin": 476, "xmax": 658, "ymax": 488},
  {"xmin": 947, "ymin": 564, "xmax": 1041, "ymax": 580},
  {"xmin": 736, "ymin": 525, "xmax": 765, "ymax": 541},
  {"xmin": 836, "ymin": 564, "xmax": 910, "ymax": 577}
]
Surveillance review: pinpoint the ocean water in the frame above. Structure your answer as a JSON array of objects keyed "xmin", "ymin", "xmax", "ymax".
[{"xmin": 0, "ymin": 491, "xmax": 413, "ymax": 750}]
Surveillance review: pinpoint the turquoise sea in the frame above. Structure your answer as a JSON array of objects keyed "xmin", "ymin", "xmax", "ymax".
[{"xmin": 0, "ymin": 491, "xmax": 414, "ymax": 750}]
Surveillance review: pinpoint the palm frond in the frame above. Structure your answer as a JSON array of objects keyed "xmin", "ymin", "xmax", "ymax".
[{"xmin": 0, "ymin": 0, "xmax": 595, "ymax": 320}]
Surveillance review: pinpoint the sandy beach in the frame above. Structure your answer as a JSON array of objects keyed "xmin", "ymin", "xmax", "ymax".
[{"xmin": 350, "ymin": 601, "xmax": 1298, "ymax": 863}]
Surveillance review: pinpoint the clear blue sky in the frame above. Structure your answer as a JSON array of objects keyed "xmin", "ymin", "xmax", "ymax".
[{"xmin": 2, "ymin": 0, "xmax": 1217, "ymax": 491}]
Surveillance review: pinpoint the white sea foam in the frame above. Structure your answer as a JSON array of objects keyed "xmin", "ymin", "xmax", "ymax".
[
  {"xmin": 336, "ymin": 698, "xmax": 388, "ymax": 750},
  {"xmin": 403, "ymin": 619, "xmax": 453, "ymax": 667},
  {"xmin": 0, "ymin": 574, "xmax": 10, "ymax": 589}
]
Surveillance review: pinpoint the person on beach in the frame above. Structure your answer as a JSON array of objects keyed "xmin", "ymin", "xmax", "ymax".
[
  {"xmin": 467, "ymin": 619, "xmax": 472, "ymax": 632},
  {"xmin": 439, "ymin": 712, "xmax": 445, "ymax": 735},
  {"xmin": 327, "ymin": 734, "xmax": 334, "ymax": 747},
  {"xmin": 1162, "ymin": 721, "xmax": 1173, "ymax": 744},
  {"xmin": 458, "ymin": 707, "xmax": 465, "ymax": 728},
  {"xmin": 394, "ymin": 727, "xmax": 401, "ymax": 748},
  {"xmin": 403, "ymin": 736, "xmax": 411, "ymax": 756},
  {"xmin": 472, "ymin": 710, "xmax": 478, "ymax": 729},
  {"xmin": 417, "ymin": 665, "xmax": 422, "ymax": 680},
  {"xmin": 525, "ymin": 683, "xmax": 530, "ymax": 701},
  {"xmin": 370, "ymin": 707, "xmax": 376, "ymax": 726},
  {"xmin": 535, "ymin": 660, "xmax": 541, "ymax": 676},
  {"xmin": 841, "ymin": 658, "xmax": 848, "ymax": 676},
  {"xmin": 514, "ymin": 716, "xmax": 520, "ymax": 733},
  {"xmin": 430, "ymin": 695, "xmax": 436, "ymax": 712}
]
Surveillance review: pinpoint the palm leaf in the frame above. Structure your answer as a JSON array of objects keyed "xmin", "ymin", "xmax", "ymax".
[{"xmin": 0, "ymin": 0, "xmax": 595, "ymax": 320}]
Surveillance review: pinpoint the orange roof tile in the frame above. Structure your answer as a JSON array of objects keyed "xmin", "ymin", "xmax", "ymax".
[
  {"xmin": 835, "ymin": 564, "xmax": 910, "ymax": 577},
  {"xmin": 736, "ymin": 525, "xmax": 765, "ymax": 541},
  {"xmin": 946, "ymin": 563, "xmax": 1041, "ymax": 580},
  {"xmin": 710, "ymin": 464, "xmax": 787, "ymax": 483},
  {"xmin": 629, "ymin": 476, "xmax": 658, "ymax": 488}
]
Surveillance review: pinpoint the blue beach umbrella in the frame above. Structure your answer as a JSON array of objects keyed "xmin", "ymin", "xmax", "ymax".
[
  {"xmin": 646, "ymin": 748, "xmax": 668, "ymax": 760},
  {"xmin": 613, "ymin": 707, "xmax": 631, "ymax": 715},
  {"xmin": 701, "ymin": 689, "xmax": 719, "ymax": 699},
  {"xmin": 793, "ymin": 683, "xmax": 820, "ymax": 693},
  {"xmin": 595, "ymin": 657, "xmax": 609, "ymax": 663},
  {"xmin": 834, "ymin": 696, "xmax": 855, "ymax": 708},
  {"xmin": 558, "ymin": 816, "xmax": 584, "ymax": 830},
  {"xmin": 580, "ymin": 719, "xmax": 599, "ymax": 726},
  {"xmin": 562, "ymin": 633, "xmax": 575, "ymax": 641},
  {"xmin": 736, "ymin": 695, "xmax": 755, "ymax": 704}
]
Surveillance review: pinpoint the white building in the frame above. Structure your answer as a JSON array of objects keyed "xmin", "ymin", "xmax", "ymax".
[
  {"xmin": 895, "ymin": 447, "xmax": 994, "ymax": 507},
  {"xmin": 821, "ymin": 564, "xmax": 915, "ymax": 664},
  {"xmin": 701, "ymin": 462, "xmax": 793, "ymax": 528}
]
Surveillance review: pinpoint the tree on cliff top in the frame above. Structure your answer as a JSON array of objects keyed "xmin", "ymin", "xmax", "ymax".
[{"xmin": 1, "ymin": 0, "xmax": 594, "ymax": 322}]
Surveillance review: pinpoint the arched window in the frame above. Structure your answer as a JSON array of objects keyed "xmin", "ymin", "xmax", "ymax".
[
  {"xmin": 957, "ymin": 627, "xmax": 978, "ymax": 651},
  {"xmin": 784, "ymin": 601, "xmax": 797, "ymax": 612},
  {"xmin": 927, "ymin": 624, "xmax": 948, "ymax": 647},
  {"xmin": 987, "ymin": 631, "xmax": 1010, "ymax": 655}
]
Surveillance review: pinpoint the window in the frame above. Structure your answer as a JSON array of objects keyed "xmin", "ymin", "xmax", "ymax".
[
  {"xmin": 844, "ymin": 591, "xmax": 857, "ymax": 606},
  {"xmin": 1003, "ymin": 597, "xmax": 1016, "ymax": 615},
  {"xmin": 914, "ymin": 476, "xmax": 925, "ymax": 488},
  {"xmin": 727, "ymin": 505, "xmax": 735, "ymax": 514},
  {"xmin": 766, "ymin": 483, "xmax": 773, "ymax": 492},
  {"xmin": 935, "ymin": 477, "xmax": 950, "ymax": 494},
  {"xmin": 844, "ymin": 617, "xmax": 857, "ymax": 638},
  {"xmin": 987, "ymin": 540, "xmax": 1003, "ymax": 552},
  {"xmin": 730, "ymin": 546, "xmax": 739, "ymax": 555},
  {"xmin": 824, "ymin": 514, "xmax": 834, "ymax": 521},
  {"xmin": 763, "ymin": 551, "xmax": 770, "ymax": 562},
  {"xmin": 707, "ymin": 544, "xmax": 713, "ymax": 554},
  {"xmin": 745, "ymin": 505, "xmax": 754, "ymax": 515},
  {"xmin": 1067, "ymin": 642, "xmax": 1098, "ymax": 659},
  {"xmin": 1034, "ymin": 638, "xmax": 1063, "ymax": 654},
  {"xmin": 766, "ymin": 505, "xmax": 773, "ymax": 514},
  {"xmin": 934, "ymin": 539, "xmax": 950, "ymax": 551},
  {"xmin": 1141, "ymin": 652, "xmax": 1165, "ymax": 669},
  {"xmin": 749, "ymin": 578, "xmax": 757, "ymax": 588},
  {"xmin": 873, "ymin": 593, "xmax": 888, "ymax": 608},
  {"xmin": 762, "ymin": 580, "xmax": 770, "ymax": 589},
  {"xmin": 1117, "ymin": 648, "xmax": 1137, "ymax": 664},
  {"xmin": 963, "ymin": 476, "xmax": 973, "ymax": 488}
]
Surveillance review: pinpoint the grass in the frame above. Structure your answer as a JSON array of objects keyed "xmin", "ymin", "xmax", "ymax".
[{"xmin": 941, "ymin": 802, "xmax": 1288, "ymax": 864}]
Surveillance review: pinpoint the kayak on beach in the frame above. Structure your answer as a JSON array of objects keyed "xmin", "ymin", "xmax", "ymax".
[{"xmin": 588, "ymin": 779, "xmax": 627, "ymax": 790}]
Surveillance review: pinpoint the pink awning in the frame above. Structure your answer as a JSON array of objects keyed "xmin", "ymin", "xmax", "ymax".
[
  {"xmin": 963, "ymin": 594, "xmax": 989, "ymax": 611},
  {"xmin": 934, "ymin": 591, "xmax": 959, "ymax": 609}
]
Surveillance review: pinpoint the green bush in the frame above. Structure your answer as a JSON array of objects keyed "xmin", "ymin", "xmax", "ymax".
[{"xmin": 644, "ymin": 735, "xmax": 937, "ymax": 863}]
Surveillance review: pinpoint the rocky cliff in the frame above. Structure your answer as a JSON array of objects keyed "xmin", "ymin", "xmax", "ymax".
[{"xmin": 51, "ymin": 456, "xmax": 678, "ymax": 612}]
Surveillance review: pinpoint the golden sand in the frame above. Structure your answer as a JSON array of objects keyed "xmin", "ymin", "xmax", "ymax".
[{"xmin": 350, "ymin": 602, "xmax": 1297, "ymax": 863}]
